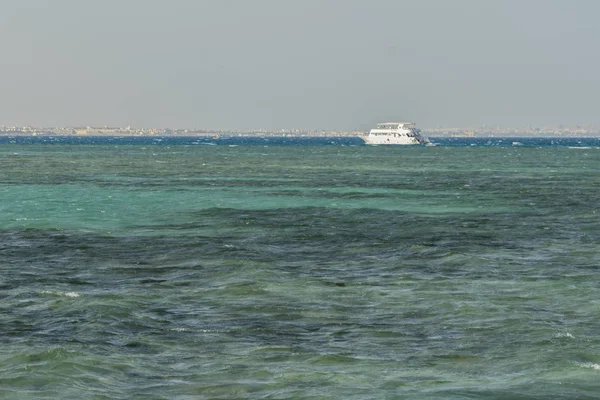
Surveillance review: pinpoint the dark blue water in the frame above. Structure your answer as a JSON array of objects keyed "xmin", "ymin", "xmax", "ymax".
[{"xmin": 1, "ymin": 135, "xmax": 599, "ymax": 147}]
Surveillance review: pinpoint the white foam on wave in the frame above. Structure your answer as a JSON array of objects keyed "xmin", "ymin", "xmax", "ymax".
[
  {"xmin": 40, "ymin": 290, "xmax": 81, "ymax": 298},
  {"xmin": 555, "ymin": 332, "xmax": 575, "ymax": 339},
  {"xmin": 578, "ymin": 362, "xmax": 600, "ymax": 371},
  {"xmin": 167, "ymin": 327, "xmax": 228, "ymax": 333}
]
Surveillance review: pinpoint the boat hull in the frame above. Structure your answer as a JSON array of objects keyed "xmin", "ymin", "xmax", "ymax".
[{"xmin": 362, "ymin": 135, "xmax": 422, "ymax": 145}]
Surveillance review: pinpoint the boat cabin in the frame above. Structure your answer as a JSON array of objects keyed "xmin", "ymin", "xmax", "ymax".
[{"xmin": 376, "ymin": 122, "xmax": 415, "ymax": 130}]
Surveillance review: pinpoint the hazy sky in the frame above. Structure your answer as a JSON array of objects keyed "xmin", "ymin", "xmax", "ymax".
[{"xmin": 1, "ymin": 0, "xmax": 599, "ymax": 130}]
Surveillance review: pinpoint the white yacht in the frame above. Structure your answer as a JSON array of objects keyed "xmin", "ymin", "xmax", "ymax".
[{"xmin": 362, "ymin": 122, "xmax": 429, "ymax": 145}]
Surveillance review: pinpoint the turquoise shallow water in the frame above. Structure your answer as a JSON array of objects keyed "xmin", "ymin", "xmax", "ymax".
[{"xmin": 1, "ymin": 140, "xmax": 599, "ymax": 399}]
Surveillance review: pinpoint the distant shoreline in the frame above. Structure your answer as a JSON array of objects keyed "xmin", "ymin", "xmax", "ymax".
[{"xmin": 1, "ymin": 132, "xmax": 599, "ymax": 138}]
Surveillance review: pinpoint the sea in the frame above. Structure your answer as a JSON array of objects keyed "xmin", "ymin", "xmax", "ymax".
[{"xmin": 1, "ymin": 136, "xmax": 599, "ymax": 399}]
